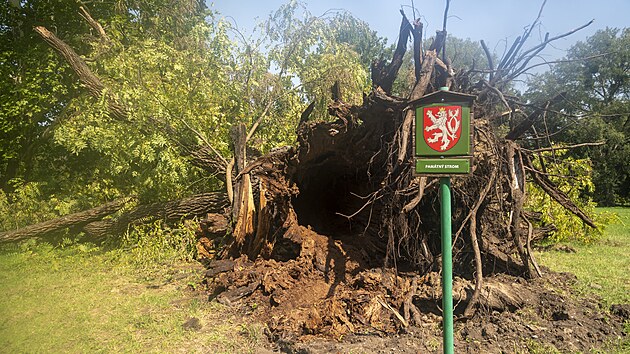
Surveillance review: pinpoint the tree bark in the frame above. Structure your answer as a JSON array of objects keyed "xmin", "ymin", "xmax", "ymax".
[
  {"xmin": 370, "ymin": 12, "xmax": 410, "ymax": 94},
  {"xmin": 0, "ymin": 198, "xmax": 131, "ymax": 243},
  {"xmin": 34, "ymin": 26, "xmax": 127, "ymax": 121},
  {"xmin": 83, "ymin": 192, "xmax": 228, "ymax": 239}
]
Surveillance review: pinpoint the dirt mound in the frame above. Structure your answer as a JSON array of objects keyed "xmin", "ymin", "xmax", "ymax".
[{"xmin": 204, "ymin": 236, "xmax": 627, "ymax": 353}]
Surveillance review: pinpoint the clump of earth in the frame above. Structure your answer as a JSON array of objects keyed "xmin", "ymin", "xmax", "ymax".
[{"xmin": 202, "ymin": 240, "xmax": 628, "ymax": 353}]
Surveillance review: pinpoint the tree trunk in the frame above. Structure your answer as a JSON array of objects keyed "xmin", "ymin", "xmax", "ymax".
[
  {"xmin": 83, "ymin": 192, "xmax": 228, "ymax": 239},
  {"xmin": 0, "ymin": 192, "xmax": 228, "ymax": 243},
  {"xmin": 0, "ymin": 198, "xmax": 130, "ymax": 243}
]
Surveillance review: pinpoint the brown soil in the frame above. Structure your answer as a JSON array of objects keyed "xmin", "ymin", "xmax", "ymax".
[{"xmin": 203, "ymin": 237, "xmax": 627, "ymax": 353}]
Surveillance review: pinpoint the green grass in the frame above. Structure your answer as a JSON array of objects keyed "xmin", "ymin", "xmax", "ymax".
[
  {"xmin": 535, "ymin": 207, "xmax": 630, "ymax": 307},
  {"xmin": 535, "ymin": 207, "xmax": 630, "ymax": 353},
  {"xmin": 0, "ymin": 240, "xmax": 264, "ymax": 353}
]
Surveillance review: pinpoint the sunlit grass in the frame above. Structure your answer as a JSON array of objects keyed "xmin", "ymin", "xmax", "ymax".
[
  {"xmin": 535, "ymin": 207, "xmax": 630, "ymax": 353},
  {"xmin": 2, "ymin": 208, "xmax": 627, "ymax": 353},
  {"xmin": 535, "ymin": 207, "xmax": 630, "ymax": 307},
  {"xmin": 0, "ymin": 240, "xmax": 263, "ymax": 353}
]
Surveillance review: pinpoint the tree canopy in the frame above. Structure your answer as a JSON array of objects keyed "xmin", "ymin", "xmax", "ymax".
[
  {"xmin": 525, "ymin": 28, "xmax": 630, "ymax": 205},
  {"xmin": 0, "ymin": 0, "xmax": 392, "ymax": 230}
]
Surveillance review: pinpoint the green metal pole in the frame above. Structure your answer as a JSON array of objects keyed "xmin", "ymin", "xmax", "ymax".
[{"xmin": 440, "ymin": 177, "xmax": 454, "ymax": 354}]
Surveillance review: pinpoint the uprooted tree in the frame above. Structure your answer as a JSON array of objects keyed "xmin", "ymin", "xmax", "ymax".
[{"xmin": 1, "ymin": 0, "xmax": 607, "ymax": 339}]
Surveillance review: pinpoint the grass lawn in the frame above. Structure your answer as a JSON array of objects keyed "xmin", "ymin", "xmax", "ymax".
[
  {"xmin": 0, "ymin": 241, "xmax": 265, "ymax": 353},
  {"xmin": 535, "ymin": 207, "xmax": 630, "ymax": 308}
]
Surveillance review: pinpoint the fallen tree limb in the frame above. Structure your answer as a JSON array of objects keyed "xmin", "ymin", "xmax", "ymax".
[
  {"xmin": 34, "ymin": 25, "xmax": 228, "ymax": 180},
  {"xmin": 505, "ymin": 92, "xmax": 566, "ymax": 140},
  {"xmin": 523, "ymin": 141, "xmax": 605, "ymax": 153},
  {"xmin": 34, "ymin": 26, "xmax": 127, "ymax": 121},
  {"xmin": 0, "ymin": 198, "xmax": 132, "ymax": 243},
  {"xmin": 83, "ymin": 192, "xmax": 229, "ymax": 239},
  {"xmin": 1, "ymin": 191, "xmax": 229, "ymax": 243},
  {"xmin": 523, "ymin": 154, "xmax": 597, "ymax": 228}
]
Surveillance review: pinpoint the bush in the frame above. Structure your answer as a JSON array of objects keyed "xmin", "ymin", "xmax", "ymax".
[
  {"xmin": 0, "ymin": 182, "xmax": 78, "ymax": 232},
  {"xmin": 118, "ymin": 220, "xmax": 198, "ymax": 269},
  {"xmin": 526, "ymin": 151, "xmax": 614, "ymax": 243}
]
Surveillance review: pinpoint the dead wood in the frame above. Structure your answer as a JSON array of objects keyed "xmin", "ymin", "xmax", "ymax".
[
  {"xmin": 505, "ymin": 92, "xmax": 566, "ymax": 140},
  {"xmin": 299, "ymin": 100, "xmax": 317, "ymax": 126},
  {"xmin": 82, "ymin": 192, "xmax": 228, "ymax": 239},
  {"xmin": 34, "ymin": 26, "xmax": 126, "ymax": 121},
  {"xmin": 370, "ymin": 11, "xmax": 411, "ymax": 94},
  {"xmin": 507, "ymin": 142, "xmax": 531, "ymax": 277},
  {"xmin": 78, "ymin": 6, "xmax": 110, "ymax": 43},
  {"xmin": 0, "ymin": 198, "xmax": 131, "ymax": 243},
  {"xmin": 524, "ymin": 141, "xmax": 606, "ymax": 153},
  {"xmin": 397, "ymin": 49, "xmax": 437, "ymax": 164},
  {"xmin": 524, "ymin": 154, "xmax": 597, "ymax": 228},
  {"xmin": 481, "ymin": 40, "xmax": 494, "ymax": 81}
]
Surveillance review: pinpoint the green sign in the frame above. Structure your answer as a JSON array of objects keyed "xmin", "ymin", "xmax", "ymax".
[
  {"xmin": 415, "ymin": 158, "xmax": 471, "ymax": 174},
  {"xmin": 409, "ymin": 89, "xmax": 475, "ymax": 353},
  {"xmin": 411, "ymin": 89, "xmax": 475, "ymax": 176}
]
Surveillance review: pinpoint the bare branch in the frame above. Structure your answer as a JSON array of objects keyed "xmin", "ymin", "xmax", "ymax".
[
  {"xmin": 371, "ymin": 11, "xmax": 411, "ymax": 93},
  {"xmin": 514, "ymin": 52, "xmax": 608, "ymax": 74},
  {"xmin": 523, "ymin": 141, "xmax": 605, "ymax": 153},
  {"xmin": 78, "ymin": 6, "xmax": 110, "ymax": 43},
  {"xmin": 500, "ymin": 0, "xmax": 546, "ymax": 71},
  {"xmin": 480, "ymin": 40, "xmax": 494, "ymax": 81},
  {"xmin": 523, "ymin": 154, "xmax": 597, "ymax": 228},
  {"xmin": 517, "ymin": 20, "xmax": 594, "ymax": 66},
  {"xmin": 505, "ymin": 92, "xmax": 566, "ymax": 140},
  {"xmin": 502, "ymin": 20, "xmax": 594, "ymax": 83},
  {"xmin": 441, "ymin": 0, "xmax": 451, "ymax": 60},
  {"xmin": 482, "ymin": 80, "xmax": 511, "ymax": 111},
  {"xmin": 412, "ymin": 18, "xmax": 424, "ymax": 81},
  {"xmin": 497, "ymin": 36, "xmax": 521, "ymax": 71},
  {"xmin": 397, "ymin": 50, "xmax": 437, "ymax": 163}
]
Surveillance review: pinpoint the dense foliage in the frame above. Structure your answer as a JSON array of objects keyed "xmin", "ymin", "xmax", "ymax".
[
  {"xmin": 0, "ymin": 0, "xmax": 390, "ymax": 230},
  {"xmin": 525, "ymin": 28, "xmax": 630, "ymax": 206},
  {"xmin": 525, "ymin": 151, "xmax": 615, "ymax": 243}
]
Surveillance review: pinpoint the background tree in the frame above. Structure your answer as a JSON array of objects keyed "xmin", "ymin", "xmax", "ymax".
[
  {"xmin": 525, "ymin": 28, "xmax": 630, "ymax": 205},
  {"xmin": 0, "ymin": 0, "xmax": 390, "ymax": 235}
]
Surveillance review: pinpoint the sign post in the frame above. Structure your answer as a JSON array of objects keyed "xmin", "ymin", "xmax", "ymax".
[
  {"xmin": 440, "ymin": 176, "xmax": 453, "ymax": 354},
  {"xmin": 411, "ymin": 87, "xmax": 474, "ymax": 354}
]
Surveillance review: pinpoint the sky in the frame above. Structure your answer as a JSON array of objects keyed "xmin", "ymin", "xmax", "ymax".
[{"xmin": 209, "ymin": 0, "xmax": 629, "ymax": 63}]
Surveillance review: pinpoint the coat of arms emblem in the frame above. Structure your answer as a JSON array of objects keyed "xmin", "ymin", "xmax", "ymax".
[{"xmin": 423, "ymin": 105, "xmax": 462, "ymax": 152}]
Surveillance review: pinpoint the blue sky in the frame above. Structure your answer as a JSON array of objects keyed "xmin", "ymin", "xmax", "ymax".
[{"xmin": 209, "ymin": 0, "xmax": 629, "ymax": 62}]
